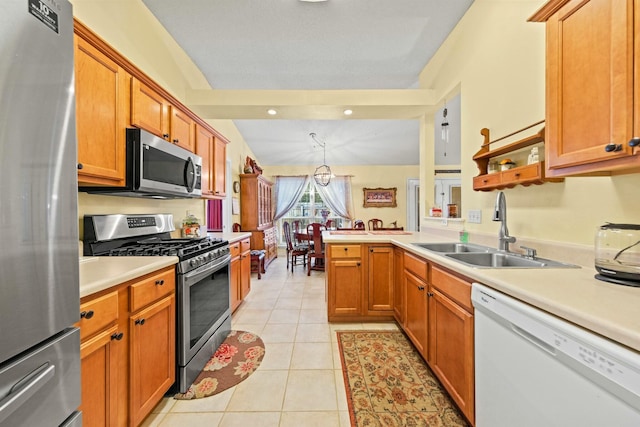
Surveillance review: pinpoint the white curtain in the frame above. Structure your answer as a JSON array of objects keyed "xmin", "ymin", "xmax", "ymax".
[
  {"xmin": 273, "ymin": 175, "xmax": 310, "ymax": 221},
  {"xmin": 314, "ymin": 175, "xmax": 354, "ymax": 220}
]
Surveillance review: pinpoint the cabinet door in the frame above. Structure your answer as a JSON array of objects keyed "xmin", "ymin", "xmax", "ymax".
[
  {"xmin": 393, "ymin": 248, "xmax": 405, "ymax": 323},
  {"xmin": 79, "ymin": 325, "xmax": 120, "ymax": 427},
  {"xmin": 131, "ymin": 78, "xmax": 169, "ymax": 139},
  {"xmin": 240, "ymin": 250, "xmax": 251, "ymax": 299},
  {"xmin": 129, "ymin": 295, "xmax": 175, "ymax": 427},
  {"xmin": 212, "ymin": 137, "xmax": 227, "ymax": 197},
  {"xmin": 367, "ymin": 245, "xmax": 394, "ymax": 313},
  {"xmin": 75, "ymin": 35, "xmax": 127, "ymax": 186},
  {"xmin": 195, "ymin": 124, "xmax": 215, "ymax": 197},
  {"xmin": 428, "ymin": 287, "xmax": 474, "ymax": 423},
  {"xmin": 328, "ymin": 259, "xmax": 362, "ymax": 318},
  {"xmin": 170, "ymin": 106, "xmax": 195, "ymax": 152},
  {"xmin": 230, "ymin": 255, "xmax": 242, "ymax": 313},
  {"xmin": 404, "ymin": 270, "xmax": 428, "ymax": 356},
  {"xmin": 544, "ymin": 0, "xmax": 636, "ymax": 175}
]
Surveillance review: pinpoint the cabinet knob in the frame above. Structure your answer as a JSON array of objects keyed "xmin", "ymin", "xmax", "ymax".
[
  {"xmin": 135, "ymin": 318, "xmax": 146, "ymax": 326},
  {"xmin": 370, "ymin": 248, "xmax": 374, "ymax": 252},
  {"xmin": 110, "ymin": 332, "xmax": 124, "ymax": 341},
  {"xmin": 356, "ymin": 262, "xmax": 361, "ymax": 267},
  {"xmin": 605, "ymin": 143, "xmax": 622, "ymax": 152},
  {"xmin": 418, "ymin": 285, "xmax": 425, "ymax": 291},
  {"xmin": 155, "ymin": 279, "xmax": 165, "ymax": 286},
  {"xmin": 77, "ymin": 163, "xmax": 83, "ymax": 170},
  {"xmin": 514, "ymin": 173, "xmax": 520, "ymax": 178},
  {"xmin": 173, "ymin": 139, "xmax": 179, "ymax": 144},
  {"xmin": 427, "ymin": 292, "xmax": 434, "ymax": 297},
  {"xmin": 163, "ymin": 133, "xmax": 169, "ymax": 139},
  {"xmin": 629, "ymin": 137, "xmax": 640, "ymax": 148},
  {"xmin": 80, "ymin": 310, "xmax": 94, "ymax": 319},
  {"xmin": 344, "ymin": 247, "xmax": 348, "ymax": 251}
]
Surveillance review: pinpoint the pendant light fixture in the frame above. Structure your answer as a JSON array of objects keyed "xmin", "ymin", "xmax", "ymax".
[
  {"xmin": 310, "ymin": 132, "xmax": 332, "ymax": 187},
  {"xmin": 441, "ymin": 102, "xmax": 449, "ymax": 157}
]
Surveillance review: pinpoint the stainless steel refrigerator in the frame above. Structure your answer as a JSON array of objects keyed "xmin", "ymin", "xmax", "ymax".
[{"xmin": 0, "ymin": 0, "xmax": 81, "ymax": 426}]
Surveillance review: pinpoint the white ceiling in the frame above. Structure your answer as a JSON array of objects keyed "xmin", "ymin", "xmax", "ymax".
[{"xmin": 142, "ymin": 0, "xmax": 474, "ymax": 166}]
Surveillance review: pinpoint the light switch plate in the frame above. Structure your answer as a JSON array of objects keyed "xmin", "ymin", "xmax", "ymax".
[{"xmin": 468, "ymin": 210, "xmax": 482, "ymax": 224}]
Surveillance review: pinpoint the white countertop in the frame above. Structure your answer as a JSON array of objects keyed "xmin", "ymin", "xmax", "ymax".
[
  {"xmin": 79, "ymin": 256, "xmax": 178, "ymax": 298},
  {"xmin": 208, "ymin": 231, "xmax": 252, "ymax": 243},
  {"xmin": 323, "ymin": 231, "xmax": 640, "ymax": 353}
]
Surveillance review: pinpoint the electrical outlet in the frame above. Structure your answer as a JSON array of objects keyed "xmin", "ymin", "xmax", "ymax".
[{"xmin": 468, "ymin": 209, "xmax": 482, "ymax": 224}]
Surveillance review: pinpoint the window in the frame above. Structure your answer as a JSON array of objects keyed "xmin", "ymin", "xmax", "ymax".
[{"xmin": 277, "ymin": 183, "xmax": 344, "ymax": 245}]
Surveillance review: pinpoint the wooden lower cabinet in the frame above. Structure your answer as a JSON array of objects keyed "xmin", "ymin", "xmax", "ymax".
[
  {"xmin": 367, "ymin": 245, "xmax": 394, "ymax": 314},
  {"xmin": 80, "ymin": 324, "xmax": 120, "ymax": 427},
  {"xmin": 240, "ymin": 238, "xmax": 251, "ymax": 299},
  {"xmin": 129, "ymin": 295, "xmax": 175, "ymax": 427},
  {"xmin": 428, "ymin": 266, "xmax": 475, "ymax": 425},
  {"xmin": 393, "ymin": 247, "xmax": 405, "ymax": 323},
  {"xmin": 230, "ymin": 238, "xmax": 251, "ymax": 313},
  {"xmin": 404, "ymin": 269, "xmax": 429, "ymax": 357},
  {"xmin": 77, "ymin": 266, "xmax": 175, "ymax": 427},
  {"xmin": 327, "ymin": 244, "xmax": 395, "ymax": 322}
]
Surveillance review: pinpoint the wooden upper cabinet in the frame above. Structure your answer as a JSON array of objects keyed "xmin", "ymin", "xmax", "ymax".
[
  {"xmin": 131, "ymin": 78, "xmax": 169, "ymax": 139},
  {"xmin": 196, "ymin": 125, "xmax": 228, "ymax": 198},
  {"xmin": 531, "ymin": 0, "xmax": 639, "ymax": 176},
  {"xmin": 213, "ymin": 136, "xmax": 228, "ymax": 196},
  {"xmin": 131, "ymin": 78, "xmax": 195, "ymax": 152},
  {"xmin": 169, "ymin": 106, "xmax": 195, "ymax": 152},
  {"xmin": 195, "ymin": 124, "xmax": 214, "ymax": 197},
  {"xmin": 75, "ymin": 34, "xmax": 128, "ymax": 186}
]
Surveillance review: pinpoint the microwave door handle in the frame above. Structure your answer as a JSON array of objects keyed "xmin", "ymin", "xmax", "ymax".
[{"xmin": 184, "ymin": 157, "xmax": 196, "ymax": 193}]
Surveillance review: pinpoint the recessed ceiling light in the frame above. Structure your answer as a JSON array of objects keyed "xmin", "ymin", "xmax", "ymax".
[
  {"xmin": 343, "ymin": 109, "xmax": 353, "ymax": 116},
  {"xmin": 267, "ymin": 109, "xmax": 277, "ymax": 115}
]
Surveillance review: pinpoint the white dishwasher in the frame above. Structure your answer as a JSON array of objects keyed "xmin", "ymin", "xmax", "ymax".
[{"xmin": 471, "ymin": 283, "xmax": 640, "ymax": 427}]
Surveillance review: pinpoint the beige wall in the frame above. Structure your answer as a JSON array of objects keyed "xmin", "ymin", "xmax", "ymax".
[
  {"xmin": 265, "ymin": 165, "xmax": 419, "ymax": 228},
  {"xmin": 419, "ymin": 0, "xmax": 640, "ymax": 246}
]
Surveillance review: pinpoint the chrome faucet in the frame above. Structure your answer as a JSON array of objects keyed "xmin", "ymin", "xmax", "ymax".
[{"xmin": 493, "ymin": 191, "xmax": 516, "ymax": 252}]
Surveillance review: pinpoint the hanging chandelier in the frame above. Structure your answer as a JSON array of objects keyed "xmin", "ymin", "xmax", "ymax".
[{"xmin": 310, "ymin": 132, "xmax": 332, "ymax": 187}]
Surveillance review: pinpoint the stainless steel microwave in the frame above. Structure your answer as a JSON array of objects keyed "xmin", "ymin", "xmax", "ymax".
[{"xmin": 80, "ymin": 128, "xmax": 202, "ymax": 199}]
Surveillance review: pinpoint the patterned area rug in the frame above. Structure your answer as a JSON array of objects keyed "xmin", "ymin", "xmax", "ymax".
[
  {"xmin": 174, "ymin": 330, "xmax": 265, "ymax": 400},
  {"xmin": 337, "ymin": 330, "xmax": 468, "ymax": 426}
]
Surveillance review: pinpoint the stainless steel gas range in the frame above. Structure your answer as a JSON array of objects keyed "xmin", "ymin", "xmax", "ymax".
[{"xmin": 83, "ymin": 214, "xmax": 232, "ymax": 393}]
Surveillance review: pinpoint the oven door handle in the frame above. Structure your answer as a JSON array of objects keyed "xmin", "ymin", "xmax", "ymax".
[{"xmin": 183, "ymin": 253, "xmax": 231, "ymax": 287}]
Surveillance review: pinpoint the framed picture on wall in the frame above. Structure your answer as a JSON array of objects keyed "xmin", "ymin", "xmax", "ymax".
[{"xmin": 363, "ymin": 187, "xmax": 397, "ymax": 208}]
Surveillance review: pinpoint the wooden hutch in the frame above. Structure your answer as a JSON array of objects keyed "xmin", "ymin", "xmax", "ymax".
[{"xmin": 239, "ymin": 174, "xmax": 277, "ymax": 268}]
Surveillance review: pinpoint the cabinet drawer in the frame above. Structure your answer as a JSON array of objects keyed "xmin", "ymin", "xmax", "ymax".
[
  {"xmin": 431, "ymin": 266, "xmax": 472, "ymax": 312},
  {"xmin": 78, "ymin": 291, "xmax": 119, "ymax": 341},
  {"xmin": 330, "ymin": 244, "xmax": 361, "ymax": 259},
  {"xmin": 473, "ymin": 173, "xmax": 501, "ymax": 189},
  {"xmin": 501, "ymin": 163, "xmax": 540, "ymax": 182},
  {"xmin": 230, "ymin": 242, "xmax": 241, "ymax": 257},
  {"xmin": 129, "ymin": 268, "xmax": 175, "ymax": 313},
  {"xmin": 241, "ymin": 238, "xmax": 251, "ymax": 253},
  {"xmin": 404, "ymin": 252, "xmax": 428, "ymax": 280}
]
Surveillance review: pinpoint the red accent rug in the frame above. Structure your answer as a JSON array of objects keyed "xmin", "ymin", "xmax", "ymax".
[
  {"xmin": 174, "ymin": 330, "xmax": 265, "ymax": 400},
  {"xmin": 337, "ymin": 330, "xmax": 468, "ymax": 426}
]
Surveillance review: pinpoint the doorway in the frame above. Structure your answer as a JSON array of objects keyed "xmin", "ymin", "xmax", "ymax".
[{"xmin": 407, "ymin": 178, "xmax": 420, "ymax": 231}]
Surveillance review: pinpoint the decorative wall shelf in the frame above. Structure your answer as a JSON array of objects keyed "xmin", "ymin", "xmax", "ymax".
[{"xmin": 472, "ymin": 121, "xmax": 564, "ymax": 191}]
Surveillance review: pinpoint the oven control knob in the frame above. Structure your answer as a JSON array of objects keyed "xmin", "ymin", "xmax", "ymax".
[{"xmin": 189, "ymin": 259, "xmax": 197, "ymax": 267}]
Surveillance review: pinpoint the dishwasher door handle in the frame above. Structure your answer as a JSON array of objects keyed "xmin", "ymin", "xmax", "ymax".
[{"xmin": 511, "ymin": 324, "xmax": 556, "ymax": 356}]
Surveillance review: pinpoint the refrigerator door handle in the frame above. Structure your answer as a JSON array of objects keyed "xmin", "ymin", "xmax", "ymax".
[{"xmin": 0, "ymin": 362, "xmax": 55, "ymax": 424}]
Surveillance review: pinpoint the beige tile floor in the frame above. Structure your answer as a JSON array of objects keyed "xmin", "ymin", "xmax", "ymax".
[{"xmin": 142, "ymin": 253, "xmax": 399, "ymax": 427}]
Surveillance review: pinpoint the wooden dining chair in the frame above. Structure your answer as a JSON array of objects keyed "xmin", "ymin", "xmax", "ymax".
[
  {"xmin": 306, "ymin": 223, "xmax": 326, "ymax": 275},
  {"xmin": 325, "ymin": 219, "xmax": 335, "ymax": 229},
  {"xmin": 283, "ymin": 222, "xmax": 307, "ymax": 272},
  {"xmin": 353, "ymin": 220, "xmax": 365, "ymax": 230},
  {"xmin": 368, "ymin": 218, "xmax": 383, "ymax": 230}
]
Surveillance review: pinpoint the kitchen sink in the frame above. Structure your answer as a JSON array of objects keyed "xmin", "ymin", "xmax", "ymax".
[
  {"xmin": 413, "ymin": 242, "xmax": 493, "ymax": 253},
  {"xmin": 444, "ymin": 252, "xmax": 579, "ymax": 269}
]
